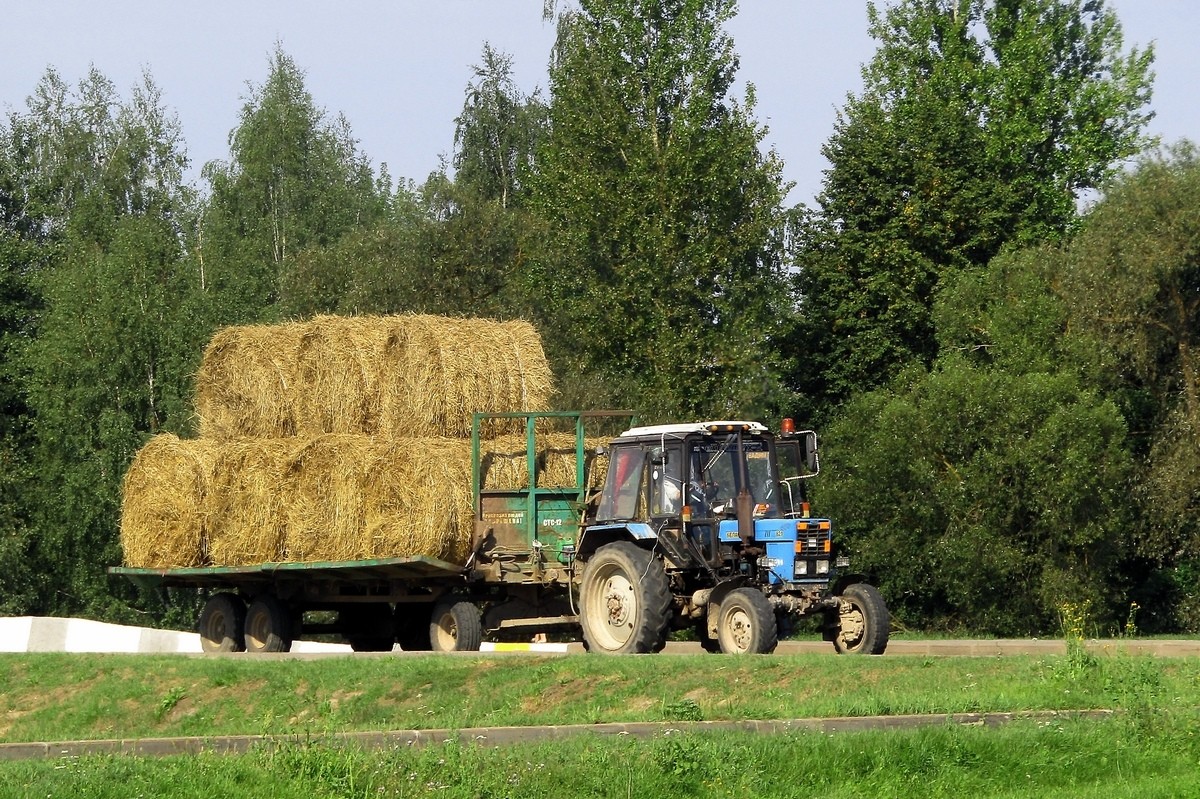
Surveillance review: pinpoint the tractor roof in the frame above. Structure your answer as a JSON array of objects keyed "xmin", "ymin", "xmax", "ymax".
[{"xmin": 618, "ymin": 420, "xmax": 768, "ymax": 439}]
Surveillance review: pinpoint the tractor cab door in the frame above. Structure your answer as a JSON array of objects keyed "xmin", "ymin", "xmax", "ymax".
[{"xmin": 776, "ymin": 430, "xmax": 819, "ymax": 518}]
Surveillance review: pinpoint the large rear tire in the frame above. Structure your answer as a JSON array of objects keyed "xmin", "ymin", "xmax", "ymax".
[
  {"xmin": 715, "ymin": 587, "xmax": 778, "ymax": 654},
  {"xmin": 832, "ymin": 583, "xmax": 889, "ymax": 655},
  {"xmin": 244, "ymin": 595, "xmax": 293, "ymax": 653},
  {"xmin": 429, "ymin": 598, "xmax": 482, "ymax": 652},
  {"xmin": 198, "ymin": 593, "xmax": 246, "ymax": 653},
  {"xmin": 579, "ymin": 542, "xmax": 672, "ymax": 654}
]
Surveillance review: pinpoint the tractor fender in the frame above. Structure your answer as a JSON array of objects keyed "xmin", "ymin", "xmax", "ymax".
[
  {"xmin": 703, "ymin": 577, "xmax": 752, "ymax": 641},
  {"xmin": 831, "ymin": 573, "xmax": 871, "ymax": 596},
  {"xmin": 577, "ymin": 523, "xmax": 657, "ymax": 560}
]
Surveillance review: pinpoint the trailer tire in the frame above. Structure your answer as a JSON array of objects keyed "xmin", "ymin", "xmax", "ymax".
[
  {"xmin": 430, "ymin": 599, "xmax": 482, "ymax": 652},
  {"xmin": 244, "ymin": 595, "xmax": 293, "ymax": 653},
  {"xmin": 198, "ymin": 593, "xmax": 246, "ymax": 653},
  {"xmin": 832, "ymin": 583, "xmax": 889, "ymax": 655},
  {"xmin": 579, "ymin": 542, "xmax": 672, "ymax": 654},
  {"xmin": 715, "ymin": 588, "xmax": 778, "ymax": 654}
]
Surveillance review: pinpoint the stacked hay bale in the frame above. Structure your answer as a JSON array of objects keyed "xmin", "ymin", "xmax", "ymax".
[{"xmin": 120, "ymin": 314, "xmax": 603, "ymax": 569}]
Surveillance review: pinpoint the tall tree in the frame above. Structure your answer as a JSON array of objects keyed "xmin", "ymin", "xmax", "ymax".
[
  {"xmin": 6, "ymin": 68, "xmax": 204, "ymax": 618},
  {"xmin": 791, "ymin": 0, "xmax": 1154, "ymax": 413},
  {"xmin": 529, "ymin": 0, "xmax": 791, "ymax": 418},
  {"xmin": 453, "ymin": 43, "xmax": 547, "ymax": 210},
  {"xmin": 201, "ymin": 45, "xmax": 386, "ymax": 323},
  {"xmin": 280, "ymin": 45, "xmax": 547, "ymax": 320},
  {"xmin": 1059, "ymin": 145, "xmax": 1200, "ymax": 589}
]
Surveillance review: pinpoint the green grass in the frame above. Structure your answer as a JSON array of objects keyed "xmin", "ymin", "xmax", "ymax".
[
  {"xmin": 1, "ymin": 649, "xmax": 1196, "ymax": 743},
  {"xmin": 5, "ymin": 714, "xmax": 1200, "ymax": 798}
]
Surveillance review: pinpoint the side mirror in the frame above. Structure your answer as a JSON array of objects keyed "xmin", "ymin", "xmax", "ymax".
[{"xmin": 800, "ymin": 431, "xmax": 819, "ymax": 475}]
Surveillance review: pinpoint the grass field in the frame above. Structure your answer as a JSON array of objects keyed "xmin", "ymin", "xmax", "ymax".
[{"xmin": 2, "ymin": 648, "xmax": 1198, "ymax": 797}]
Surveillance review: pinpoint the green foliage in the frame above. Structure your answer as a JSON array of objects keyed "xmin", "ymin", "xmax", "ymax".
[
  {"xmin": 792, "ymin": 0, "xmax": 1155, "ymax": 409},
  {"xmin": 528, "ymin": 0, "xmax": 791, "ymax": 419},
  {"xmin": 1059, "ymin": 144, "xmax": 1200, "ymax": 564},
  {"xmin": 453, "ymin": 44, "xmax": 547, "ymax": 210},
  {"xmin": 817, "ymin": 360, "xmax": 1132, "ymax": 634},
  {"xmin": 0, "ymin": 69, "xmax": 207, "ymax": 618},
  {"xmin": 200, "ymin": 45, "xmax": 387, "ymax": 323}
]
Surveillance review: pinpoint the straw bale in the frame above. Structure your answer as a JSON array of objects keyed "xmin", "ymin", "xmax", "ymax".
[
  {"xmin": 195, "ymin": 323, "xmax": 305, "ymax": 440},
  {"xmin": 120, "ymin": 435, "xmax": 219, "ymax": 568},
  {"xmin": 206, "ymin": 440, "xmax": 296, "ymax": 566},
  {"xmin": 196, "ymin": 315, "xmax": 554, "ymax": 440},
  {"xmin": 365, "ymin": 438, "xmax": 476, "ymax": 565},
  {"xmin": 284, "ymin": 435, "xmax": 374, "ymax": 562},
  {"xmin": 379, "ymin": 316, "xmax": 554, "ymax": 438},
  {"xmin": 293, "ymin": 315, "xmax": 386, "ymax": 436}
]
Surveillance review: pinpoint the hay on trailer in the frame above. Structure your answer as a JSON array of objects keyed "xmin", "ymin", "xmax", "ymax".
[
  {"xmin": 119, "ymin": 435, "xmax": 219, "ymax": 569},
  {"xmin": 293, "ymin": 315, "xmax": 386, "ymax": 437},
  {"xmin": 365, "ymin": 438, "xmax": 476, "ymax": 565},
  {"xmin": 379, "ymin": 316, "xmax": 554, "ymax": 438},
  {"xmin": 205, "ymin": 440, "xmax": 296, "ymax": 566},
  {"xmin": 194, "ymin": 322, "xmax": 306, "ymax": 440},
  {"xmin": 197, "ymin": 315, "xmax": 554, "ymax": 440},
  {"xmin": 284, "ymin": 435, "xmax": 374, "ymax": 562}
]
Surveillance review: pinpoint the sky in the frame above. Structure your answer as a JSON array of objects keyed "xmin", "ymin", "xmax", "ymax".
[{"xmin": 2, "ymin": 1, "xmax": 1197, "ymax": 208}]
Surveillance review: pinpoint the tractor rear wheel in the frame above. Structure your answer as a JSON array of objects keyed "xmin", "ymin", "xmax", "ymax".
[{"xmin": 579, "ymin": 542, "xmax": 672, "ymax": 654}]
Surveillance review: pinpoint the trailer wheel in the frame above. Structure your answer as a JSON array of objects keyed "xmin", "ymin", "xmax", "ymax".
[
  {"xmin": 832, "ymin": 583, "xmax": 889, "ymax": 655},
  {"xmin": 715, "ymin": 588, "xmax": 778, "ymax": 654},
  {"xmin": 429, "ymin": 599, "xmax": 482, "ymax": 652},
  {"xmin": 579, "ymin": 542, "xmax": 672, "ymax": 654},
  {"xmin": 244, "ymin": 595, "xmax": 293, "ymax": 653},
  {"xmin": 198, "ymin": 593, "xmax": 246, "ymax": 653}
]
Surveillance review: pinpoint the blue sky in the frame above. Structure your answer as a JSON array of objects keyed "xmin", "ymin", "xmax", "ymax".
[{"xmin": 2, "ymin": 1, "xmax": 1194, "ymax": 207}]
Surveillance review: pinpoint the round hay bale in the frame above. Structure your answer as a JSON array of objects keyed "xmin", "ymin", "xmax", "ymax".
[
  {"xmin": 365, "ymin": 438, "xmax": 476, "ymax": 564},
  {"xmin": 293, "ymin": 315, "xmax": 385, "ymax": 436},
  {"xmin": 284, "ymin": 435, "xmax": 374, "ymax": 562},
  {"xmin": 378, "ymin": 316, "xmax": 554, "ymax": 438},
  {"xmin": 206, "ymin": 440, "xmax": 296, "ymax": 566},
  {"xmin": 120, "ymin": 435, "xmax": 219, "ymax": 568},
  {"xmin": 195, "ymin": 323, "xmax": 305, "ymax": 440}
]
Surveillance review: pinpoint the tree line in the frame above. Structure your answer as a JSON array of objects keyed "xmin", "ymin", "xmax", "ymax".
[{"xmin": 1, "ymin": 0, "xmax": 1194, "ymax": 636}]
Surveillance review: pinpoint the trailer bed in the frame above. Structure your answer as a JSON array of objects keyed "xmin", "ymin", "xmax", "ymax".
[{"xmin": 110, "ymin": 555, "xmax": 464, "ymax": 591}]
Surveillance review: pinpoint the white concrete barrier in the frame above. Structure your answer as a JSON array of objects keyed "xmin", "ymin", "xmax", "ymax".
[{"xmin": 0, "ymin": 617, "xmax": 350, "ymax": 654}]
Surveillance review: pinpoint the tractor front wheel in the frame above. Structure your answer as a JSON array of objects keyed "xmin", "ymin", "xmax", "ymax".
[
  {"xmin": 715, "ymin": 588, "xmax": 778, "ymax": 654},
  {"xmin": 832, "ymin": 583, "xmax": 889, "ymax": 655}
]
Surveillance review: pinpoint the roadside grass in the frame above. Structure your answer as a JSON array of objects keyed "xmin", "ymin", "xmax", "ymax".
[
  {"xmin": 6, "ymin": 713, "xmax": 1200, "ymax": 798},
  {"xmin": 1, "ymin": 649, "xmax": 1197, "ymax": 744}
]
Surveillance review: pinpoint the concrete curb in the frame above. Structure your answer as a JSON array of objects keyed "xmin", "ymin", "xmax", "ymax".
[
  {"xmin": 0, "ymin": 617, "xmax": 350, "ymax": 654},
  {"xmin": 0, "ymin": 710, "xmax": 1116, "ymax": 762}
]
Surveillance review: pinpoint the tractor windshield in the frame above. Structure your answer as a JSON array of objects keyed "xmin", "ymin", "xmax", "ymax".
[{"xmin": 688, "ymin": 435, "xmax": 777, "ymax": 516}]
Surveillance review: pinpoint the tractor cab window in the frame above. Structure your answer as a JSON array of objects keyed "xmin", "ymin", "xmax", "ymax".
[
  {"xmin": 597, "ymin": 445, "xmax": 646, "ymax": 521},
  {"xmin": 649, "ymin": 446, "xmax": 683, "ymax": 516},
  {"xmin": 688, "ymin": 435, "xmax": 778, "ymax": 515}
]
